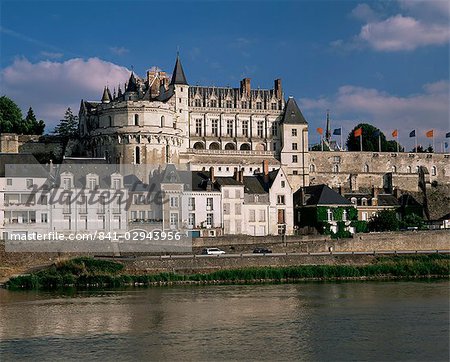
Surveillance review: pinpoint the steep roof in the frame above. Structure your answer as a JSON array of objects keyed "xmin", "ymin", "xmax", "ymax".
[
  {"xmin": 170, "ymin": 55, "xmax": 188, "ymax": 85},
  {"xmin": 0, "ymin": 153, "xmax": 48, "ymax": 178},
  {"xmin": 281, "ymin": 97, "xmax": 307, "ymax": 125},
  {"xmin": 300, "ymin": 184, "xmax": 352, "ymax": 206},
  {"xmin": 101, "ymin": 87, "xmax": 111, "ymax": 102},
  {"xmin": 126, "ymin": 72, "xmax": 138, "ymax": 92}
]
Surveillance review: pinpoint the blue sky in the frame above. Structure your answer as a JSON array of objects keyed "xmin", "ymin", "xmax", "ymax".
[{"xmin": 1, "ymin": 0, "xmax": 449, "ymax": 150}]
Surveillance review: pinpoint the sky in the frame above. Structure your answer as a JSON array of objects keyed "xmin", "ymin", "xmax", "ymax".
[{"xmin": 0, "ymin": 0, "xmax": 449, "ymax": 151}]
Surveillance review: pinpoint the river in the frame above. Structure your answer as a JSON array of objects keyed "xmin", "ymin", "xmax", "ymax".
[{"xmin": 0, "ymin": 281, "xmax": 448, "ymax": 361}]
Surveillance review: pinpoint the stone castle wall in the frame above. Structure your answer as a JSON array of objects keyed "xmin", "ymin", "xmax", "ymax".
[{"xmin": 310, "ymin": 151, "xmax": 450, "ymax": 192}]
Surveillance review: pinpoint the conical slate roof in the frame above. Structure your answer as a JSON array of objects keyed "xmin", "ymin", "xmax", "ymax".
[
  {"xmin": 126, "ymin": 72, "xmax": 138, "ymax": 92},
  {"xmin": 281, "ymin": 97, "xmax": 307, "ymax": 125},
  {"xmin": 101, "ymin": 87, "xmax": 111, "ymax": 103},
  {"xmin": 170, "ymin": 55, "xmax": 188, "ymax": 85}
]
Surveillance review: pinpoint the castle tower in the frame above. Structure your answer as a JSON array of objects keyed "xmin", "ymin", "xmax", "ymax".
[
  {"xmin": 170, "ymin": 54, "xmax": 189, "ymax": 156},
  {"xmin": 279, "ymin": 97, "xmax": 309, "ymax": 190}
]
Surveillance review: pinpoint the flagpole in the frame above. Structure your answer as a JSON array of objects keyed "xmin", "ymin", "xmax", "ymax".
[
  {"xmin": 433, "ymin": 135, "xmax": 435, "ymax": 152},
  {"xmin": 340, "ymin": 127, "xmax": 343, "ymax": 151},
  {"xmin": 360, "ymin": 134, "xmax": 363, "ymax": 152},
  {"xmin": 396, "ymin": 133, "xmax": 399, "ymax": 152},
  {"xmin": 415, "ymin": 135, "xmax": 417, "ymax": 153},
  {"xmin": 378, "ymin": 134, "xmax": 381, "ymax": 152}
]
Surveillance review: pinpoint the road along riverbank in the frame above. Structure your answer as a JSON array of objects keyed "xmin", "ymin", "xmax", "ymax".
[{"xmin": 4, "ymin": 254, "xmax": 449, "ymax": 290}]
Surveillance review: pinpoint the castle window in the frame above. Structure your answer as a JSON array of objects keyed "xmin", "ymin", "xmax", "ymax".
[
  {"xmin": 135, "ymin": 146, "xmax": 141, "ymax": 164},
  {"xmin": 256, "ymin": 102, "xmax": 262, "ymax": 110},
  {"xmin": 271, "ymin": 103, "xmax": 277, "ymax": 110},
  {"xmin": 108, "ymin": 116, "xmax": 112, "ymax": 127},
  {"xmin": 310, "ymin": 164, "xmax": 315, "ymax": 172},
  {"xmin": 362, "ymin": 198, "xmax": 368, "ymax": 206},
  {"xmin": 327, "ymin": 209, "xmax": 333, "ymax": 221},
  {"xmin": 257, "ymin": 121, "xmax": 264, "ymax": 138},
  {"xmin": 351, "ymin": 197, "xmax": 357, "ymax": 205},
  {"xmin": 392, "ymin": 165, "xmax": 397, "ymax": 173},
  {"xmin": 195, "ymin": 119, "xmax": 202, "ymax": 136},
  {"xmin": 226, "ymin": 120, "xmax": 233, "ymax": 137},
  {"xmin": 292, "ymin": 155, "xmax": 298, "ymax": 163},
  {"xmin": 333, "ymin": 164, "xmax": 339, "ymax": 173},
  {"xmin": 364, "ymin": 164, "xmax": 369, "ymax": 173},
  {"xmin": 210, "ymin": 100, "xmax": 217, "ymax": 108},
  {"xmin": 241, "ymin": 101, "xmax": 248, "ymax": 109},
  {"xmin": 242, "ymin": 120, "xmax": 249, "ymax": 137},
  {"xmin": 160, "ymin": 116, "xmax": 165, "ymax": 127},
  {"xmin": 293, "ymin": 170, "xmax": 298, "ymax": 175},
  {"xmin": 211, "ymin": 119, "xmax": 219, "ymax": 137},
  {"xmin": 194, "ymin": 99, "xmax": 202, "ymax": 107},
  {"xmin": 226, "ymin": 100, "xmax": 232, "ymax": 108},
  {"xmin": 272, "ymin": 123, "xmax": 278, "ymax": 136},
  {"xmin": 292, "ymin": 129, "xmax": 297, "ymax": 137},
  {"xmin": 292, "ymin": 143, "xmax": 298, "ymax": 150},
  {"xmin": 407, "ymin": 166, "xmax": 412, "ymax": 173},
  {"xmin": 415, "ymin": 166, "xmax": 420, "ymax": 173},
  {"xmin": 431, "ymin": 166, "xmax": 437, "ymax": 176},
  {"xmin": 134, "ymin": 114, "xmax": 139, "ymax": 126}
]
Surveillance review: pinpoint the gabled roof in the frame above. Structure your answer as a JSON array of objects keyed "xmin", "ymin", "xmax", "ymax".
[
  {"xmin": 299, "ymin": 184, "xmax": 352, "ymax": 206},
  {"xmin": 170, "ymin": 55, "xmax": 188, "ymax": 85},
  {"xmin": 281, "ymin": 97, "xmax": 307, "ymax": 125}
]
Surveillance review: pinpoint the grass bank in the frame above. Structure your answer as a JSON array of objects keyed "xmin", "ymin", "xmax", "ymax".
[{"xmin": 5, "ymin": 254, "xmax": 449, "ymax": 290}]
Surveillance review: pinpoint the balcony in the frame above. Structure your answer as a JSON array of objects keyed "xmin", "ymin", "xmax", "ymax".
[{"xmin": 187, "ymin": 148, "xmax": 275, "ymax": 156}]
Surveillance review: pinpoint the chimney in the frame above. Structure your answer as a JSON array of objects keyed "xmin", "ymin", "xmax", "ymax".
[
  {"xmin": 274, "ymin": 79, "xmax": 282, "ymax": 99},
  {"xmin": 238, "ymin": 170, "xmax": 244, "ymax": 183},
  {"xmin": 240, "ymin": 78, "xmax": 251, "ymax": 97},
  {"xmin": 263, "ymin": 160, "xmax": 269, "ymax": 184},
  {"xmin": 209, "ymin": 166, "xmax": 215, "ymax": 183},
  {"xmin": 233, "ymin": 167, "xmax": 239, "ymax": 181}
]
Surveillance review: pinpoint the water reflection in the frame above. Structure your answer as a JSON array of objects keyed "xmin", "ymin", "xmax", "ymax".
[{"xmin": 0, "ymin": 281, "xmax": 448, "ymax": 361}]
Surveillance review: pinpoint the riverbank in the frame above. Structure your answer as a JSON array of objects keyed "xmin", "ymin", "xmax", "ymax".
[{"xmin": 5, "ymin": 254, "xmax": 449, "ymax": 290}]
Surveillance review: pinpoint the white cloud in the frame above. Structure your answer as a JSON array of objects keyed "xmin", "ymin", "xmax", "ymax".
[
  {"xmin": 109, "ymin": 46, "xmax": 129, "ymax": 56},
  {"xmin": 40, "ymin": 51, "xmax": 64, "ymax": 59},
  {"xmin": 351, "ymin": 3, "xmax": 380, "ymax": 22},
  {"xmin": 336, "ymin": 1, "xmax": 450, "ymax": 52},
  {"xmin": 300, "ymin": 80, "xmax": 450, "ymax": 148},
  {"xmin": 359, "ymin": 15, "xmax": 450, "ymax": 51},
  {"xmin": 0, "ymin": 57, "xmax": 130, "ymax": 130}
]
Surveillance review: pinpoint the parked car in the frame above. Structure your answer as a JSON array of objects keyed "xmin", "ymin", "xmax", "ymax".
[
  {"xmin": 201, "ymin": 248, "xmax": 225, "ymax": 255},
  {"xmin": 253, "ymin": 247, "xmax": 272, "ymax": 254}
]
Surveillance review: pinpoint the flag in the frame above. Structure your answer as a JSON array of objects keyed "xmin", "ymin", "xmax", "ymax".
[
  {"xmin": 409, "ymin": 130, "xmax": 416, "ymax": 138},
  {"xmin": 373, "ymin": 130, "xmax": 380, "ymax": 137},
  {"xmin": 446, "ymin": 132, "xmax": 450, "ymax": 138},
  {"xmin": 354, "ymin": 128, "xmax": 362, "ymax": 137},
  {"xmin": 333, "ymin": 128, "xmax": 341, "ymax": 135},
  {"xmin": 445, "ymin": 142, "xmax": 449, "ymax": 148},
  {"xmin": 392, "ymin": 129, "xmax": 398, "ymax": 138},
  {"xmin": 317, "ymin": 127, "xmax": 323, "ymax": 135},
  {"xmin": 426, "ymin": 130, "xmax": 434, "ymax": 138}
]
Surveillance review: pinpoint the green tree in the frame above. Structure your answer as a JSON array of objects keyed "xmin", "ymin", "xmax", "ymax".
[
  {"xmin": 0, "ymin": 96, "xmax": 23, "ymax": 133},
  {"xmin": 23, "ymin": 107, "xmax": 45, "ymax": 135},
  {"xmin": 368, "ymin": 210, "xmax": 399, "ymax": 232},
  {"xmin": 346, "ymin": 123, "xmax": 403, "ymax": 152},
  {"xmin": 0, "ymin": 97, "xmax": 45, "ymax": 135},
  {"xmin": 400, "ymin": 213, "xmax": 425, "ymax": 229},
  {"xmin": 53, "ymin": 107, "xmax": 78, "ymax": 139}
]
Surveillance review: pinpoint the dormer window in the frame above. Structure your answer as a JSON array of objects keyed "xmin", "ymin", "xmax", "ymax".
[
  {"xmin": 88, "ymin": 178, "xmax": 97, "ymax": 190},
  {"xmin": 134, "ymin": 114, "xmax": 139, "ymax": 126},
  {"xmin": 210, "ymin": 100, "xmax": 217, "ymax": 108},
  {"xmin": 63, "ymin": 177, "xmax": 71, "ymax": 190},
  {"xmin": 256, "ymin": 101, "xmax": 262, "ymax": 109}
]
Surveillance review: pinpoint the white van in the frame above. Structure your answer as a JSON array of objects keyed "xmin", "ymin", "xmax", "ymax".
[{"xmin": 201, "ymin": 248, "xmax": 225, "ymax": 255}]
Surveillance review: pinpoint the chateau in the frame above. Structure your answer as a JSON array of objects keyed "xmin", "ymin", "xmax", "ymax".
[
  {"xmin": 0, "ymin": 56, "xmax": 449, "ymax": 239},
  {"xmin": 78, "ymin": 55, "xmax": 309, "ymax": 191}
]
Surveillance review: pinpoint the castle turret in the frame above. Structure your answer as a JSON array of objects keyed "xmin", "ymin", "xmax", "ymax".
[{"xmin": 101, "ymin": 86, "xmax": 111, "ymax": 103}]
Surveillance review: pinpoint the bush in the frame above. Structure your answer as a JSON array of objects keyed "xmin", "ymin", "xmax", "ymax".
[{"xmin": 368, "ymin": 210, "xmax": 399, "ymax": 232}]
